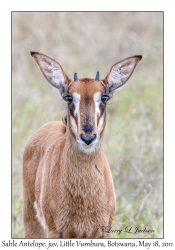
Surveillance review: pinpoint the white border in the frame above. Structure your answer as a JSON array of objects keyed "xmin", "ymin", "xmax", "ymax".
[{"xmin": 1, "ymin": 1, "xmax": 175, "ymax": 249}]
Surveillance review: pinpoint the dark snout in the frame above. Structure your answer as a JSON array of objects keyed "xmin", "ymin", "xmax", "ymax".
[{"xmin": 81, "ymin": 134, "xmax": 96, "ymax": 145}]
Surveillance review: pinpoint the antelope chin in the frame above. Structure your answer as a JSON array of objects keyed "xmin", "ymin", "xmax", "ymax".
[{"xmin": 77, "ymin": 139, "xmax": 99, "ymax": 154}]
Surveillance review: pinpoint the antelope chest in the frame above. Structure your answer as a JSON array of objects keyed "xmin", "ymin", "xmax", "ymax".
[
  {"xmin": 56, "ymin": 182, "xmax": 110, "ymax": 238},
  {"xmin": 51, "ymin": 164, "xmax": 111, "ymax": 237}
]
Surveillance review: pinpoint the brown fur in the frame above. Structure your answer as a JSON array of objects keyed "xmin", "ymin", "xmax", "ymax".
[
  {"xmin": 23, "ymin": 121, "xmax": 115, "ymax": 238},
  {"xmin": 23, "ymin": 52, "xmax": 141, "ymax": 238}
]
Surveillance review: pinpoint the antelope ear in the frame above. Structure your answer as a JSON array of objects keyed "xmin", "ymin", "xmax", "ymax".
[
  {"xmin": 30, "ymin": 51, "xmax": 71, "ymax": 96},
  {"xmin": 104, "ymin": 55, "xmax": 142, "ymax": 97}
]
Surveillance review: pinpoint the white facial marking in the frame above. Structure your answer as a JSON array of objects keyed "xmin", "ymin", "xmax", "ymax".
[
  {"xmin": 98, "ymin": 116, "xmax": 104, "ymax": 134},
  {"xmin": 73, "ymin": 93, "xmax": 81, "ymax": 116},
  {"xmin": 94, "ymin": 92, "xmax": 101, "ymax": 116},
  {"xmin": 70, "ymin": 116, "xmax": 78, "ymax": 136}
]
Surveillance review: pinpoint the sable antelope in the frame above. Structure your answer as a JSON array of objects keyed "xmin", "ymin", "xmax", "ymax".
[{"xmin": 23, "ymin": 52, "xmax": 142, "ymax": 238}]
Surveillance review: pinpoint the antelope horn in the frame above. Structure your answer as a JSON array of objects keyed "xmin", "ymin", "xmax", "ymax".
[
  {"xmin": 74, "ymin": 73, "xmax": 78, "ymax": 81},
  {"xmin": 95, "ymin": 71, "xmax": 100, "ymax": 81}
]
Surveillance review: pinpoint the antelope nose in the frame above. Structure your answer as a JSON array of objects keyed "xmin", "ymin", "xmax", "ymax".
[{"xmin": 81, "ymin": 134, "xmax": 96, "ymax": 145}]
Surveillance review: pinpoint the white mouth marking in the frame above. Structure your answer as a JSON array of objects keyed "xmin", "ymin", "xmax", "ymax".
[{"xmin": 77, "ymin": 139, "xmax": 99, "ymax": 154}]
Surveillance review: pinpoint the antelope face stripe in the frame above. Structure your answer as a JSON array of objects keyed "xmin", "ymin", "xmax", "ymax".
[
  {"xmin": 69, "ymin": 92, "xmax": 80, "ymax": 138},
  {"xmin": 94, "ymin": 92, "xmax": 107, "ymax": 134},
  {"xmin": 94, "ymin": 92, "xmax": 101, "ymax": 116},
  {"xmin": 73, "ymin": 93, "xmax": 81, "ymax": 116},
  {"xmin": 68, "ymin": 90, "xmax": 107, "ymax": 153}
]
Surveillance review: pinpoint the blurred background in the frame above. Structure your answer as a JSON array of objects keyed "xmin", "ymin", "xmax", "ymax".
[{"xmin": 12, "ymin": 12, "xmax": 163, "ymax": 238}]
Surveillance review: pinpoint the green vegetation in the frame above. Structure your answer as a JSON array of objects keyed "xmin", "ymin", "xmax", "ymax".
[{"xmin": 12, "ymin": 12, "xmax": 163, "ymax": 238}]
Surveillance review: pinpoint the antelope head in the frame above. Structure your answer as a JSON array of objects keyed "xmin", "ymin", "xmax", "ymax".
[{"xmin": 31, "ymin": 52, "xmax": 142, "ymax": 154}]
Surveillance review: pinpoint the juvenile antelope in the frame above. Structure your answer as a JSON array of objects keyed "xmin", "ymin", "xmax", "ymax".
[{"xmin": 23, "ymin": 52, "xmax": 142, "ymax": 238}]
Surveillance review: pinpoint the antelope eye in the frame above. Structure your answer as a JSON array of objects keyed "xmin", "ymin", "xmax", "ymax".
[
  {"xmin": 101, "ymin": 95, "xmax": 109, "ymax": 104},
  {"xmin": 65, "ymin": 95, "xmax": 73, "ymax": 104}
]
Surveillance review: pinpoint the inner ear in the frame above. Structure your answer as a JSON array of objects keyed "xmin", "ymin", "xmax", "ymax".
[
  {"xmin": 104, "ymin": 55, "xmax": 142, "ymax": 96},
  {"xmin": 31, "ymin": 51, "xmax": 71, "ymax": 97}
]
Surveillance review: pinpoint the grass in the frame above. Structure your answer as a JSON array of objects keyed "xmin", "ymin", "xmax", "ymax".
[
  {"xmin": 12, "ymin": 12, "xmax": 163, "ymax": 238},
  {"xmin": 106, "ymin": 72, "xmax": 163, "ymax": 238}
]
